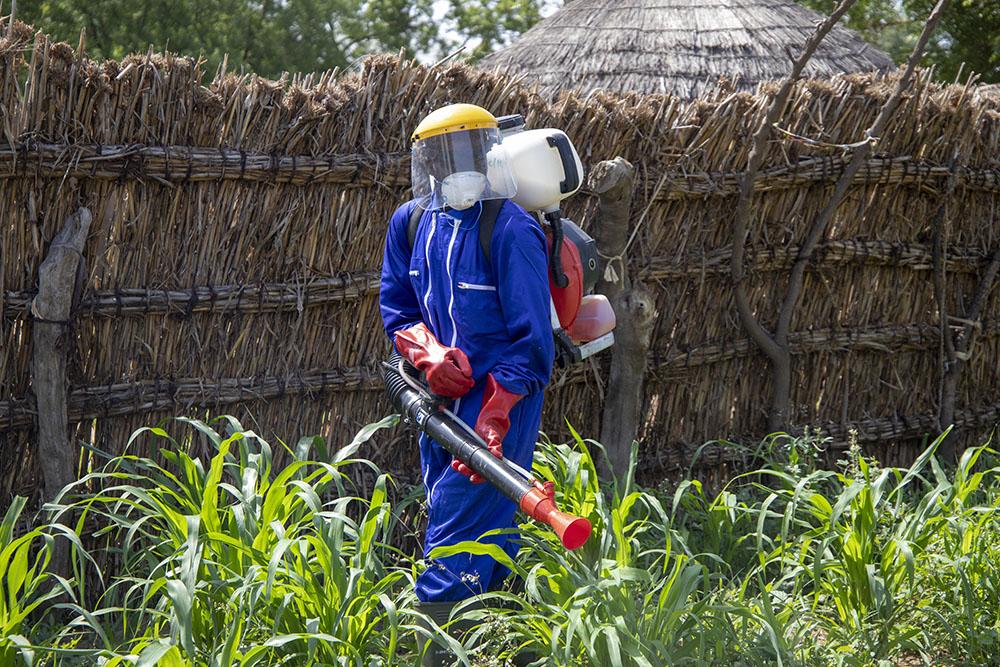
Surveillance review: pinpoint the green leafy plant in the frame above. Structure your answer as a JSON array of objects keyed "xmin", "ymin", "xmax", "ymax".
[
  {"xmin": 0, "ymin": 496, "xmax": 73, "ymax": 667},
  {"xmin": 4, "ymin": 416, "xmax": 999, "ymax": 667},
  {"xmin": 43, "ymin": 415, "xmax": 425, "ymax": 666},
  {"xmin": 433, "ymin": 430, "xmax": 715, "ymax": 666}
]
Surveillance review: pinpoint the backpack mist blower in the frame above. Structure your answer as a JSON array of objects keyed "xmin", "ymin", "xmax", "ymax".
[
  {"xmin": 382, "ymin": 353, "xmax": 592, "ymax": 550},
  {"xmin": 496, "ymin": 114, "xmax": 616, "ymax": 367},
  {"xmin": 385, "ymin": 115, "xmax": 615, "ymax": 550}
]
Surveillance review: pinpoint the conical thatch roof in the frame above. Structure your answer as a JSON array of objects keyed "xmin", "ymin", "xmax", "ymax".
[{"xmin": 480, "ymin": 0, "xmax": 895, "ymax": 99}]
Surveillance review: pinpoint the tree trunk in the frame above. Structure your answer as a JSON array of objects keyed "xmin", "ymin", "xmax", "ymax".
[
  {"xmin": 31, "ymin": 207, "xmax": 91, "ymax": 577},
  {"xmin": 589, "ymin": 157, "xmax": 653, "ymax": 479},
  {"xmin": 601, "ymin": 286, "xmax": 656, "ymax": 477}
]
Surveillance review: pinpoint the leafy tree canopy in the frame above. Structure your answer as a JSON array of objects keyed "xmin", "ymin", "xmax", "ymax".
[
  {"xmin": 798, "ymin": 0, "xmax": 999, "ymax": 83},
  {"xmin": 12, "ymin": 1, "xmax": 997, "ymax": 84},
  {"xmin": 13, "ymin": 0, "xmax": 547, "ymax": 77}
]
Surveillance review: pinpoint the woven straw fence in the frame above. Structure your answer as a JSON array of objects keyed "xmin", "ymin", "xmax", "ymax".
[{"xmin": 2, "ymin": 23, "xmax": 999, "ymax": 501}]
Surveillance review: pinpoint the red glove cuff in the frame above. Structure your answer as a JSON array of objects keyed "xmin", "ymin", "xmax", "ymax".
[
  {"xmin": 453, "ymin": 375, "xmax": 523, "ymax": 484},
  {"xmin": 394, "ymin": 323, "xmax": 443, "ymax": 367},
  {"xmin": 394, "ymin": 323, "xmax": 473, "ymax": 398},
  {"xmin": 474, "ymin": 374, "xmax": 524, "ymax": 451}
]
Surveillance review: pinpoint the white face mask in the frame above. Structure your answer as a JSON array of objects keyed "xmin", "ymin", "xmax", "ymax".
[{"xmin": 440, "ymin": 171, "xmax": 487, "ymax": 210}]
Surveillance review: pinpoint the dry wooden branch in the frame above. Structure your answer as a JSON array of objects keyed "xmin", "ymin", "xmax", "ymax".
[
  {"xmin": 730, "ymin": 0, "xmax": 864, "ymax": 430},
  {"xmin": 31, "ymin": 207, "xmax": 91, "ymax": 501},
  {"xmin": 0, "ymin": 366, "xmax": 382, "ymax": 432},
  {"xmin": 5, "ymin": 271, "xmax": 380, "ymax": 317},
  {"xmin": 0, "ymin": 142, "xmax": 410, "ymax": 186},
  {"xmin": 6, "ymin": 142, "xmax": 1000, "ymax": 197},
  {"xmin": 8, "ymin": 321, "xmax": 995, "ymax": 432},
  {"xmin": 731, "ymin": 0, "xmax": 952, "ymax": 431},
  {"xmin": 641, "ymin": 240, "xmax": 991, "ymax": 281},
  {"xmin": 649, "ymin": 321, "xmax": 997, "ymax": 376},
  {"xmin": 645, "ymin": 402, "xmax": 1000, "ymax": 474},
  {"xmin": 31, "ymin": 207, "xmax": 91, "ymax": 578},
  {"xmin": 2, "ymin": 239, "xmax": 988, "ymax": 322},
  {"xmin": 939, "ymin": 243, "xmax": 1000, "ymax": 458},
  {"xmin": 777, "ymin": 0, "xmax": 954, "ymax": 340},
  {"xmin": 591, "ymin": 157, "xmax": 636, "ymax": 293},
  {"xmin": 653, "ymin": 157, "xmax": 1000, "ymax": 200},
  {"xmin": 931, "ymin": 168, "xmax": 959, "ymax": 438},
  {"xmin": 770, "ymin": 0, "xmax": 952, "ymax": 429},
  {"xmin": 590, "ymin": 158, "xmax": 651, "ymax": 479}
]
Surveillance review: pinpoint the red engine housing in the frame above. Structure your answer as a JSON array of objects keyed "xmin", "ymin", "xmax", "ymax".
[{"xmin": 546, "ymin": 232, "xmax": 584, "ymax": 330}]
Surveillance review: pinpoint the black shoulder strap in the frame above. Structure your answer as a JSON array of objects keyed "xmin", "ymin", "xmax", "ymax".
[
  {"xmin": 406, "ymin": 199, "xmax": 505, "ymax": 270},
  {"xmin": 477, "ymin": 199, "xmax": 504, "ymax": 269},
  {"xmin": 406, "ymin": 203, "xmax": 422, "ymax": 252}
]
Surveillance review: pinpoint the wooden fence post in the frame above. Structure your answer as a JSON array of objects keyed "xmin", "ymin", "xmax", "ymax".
[
  {"xmin": 31, "ymin": 207, "xmax": 91, "ymax": 503},
  {"xmin": 590, "ymin": 158, "xmax": 655, "ymax": 479}
]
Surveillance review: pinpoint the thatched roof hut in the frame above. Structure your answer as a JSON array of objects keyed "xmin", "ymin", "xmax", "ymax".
[{"xmin": 480, "ymin": 0, "xmax": 895, "ymax": 99}]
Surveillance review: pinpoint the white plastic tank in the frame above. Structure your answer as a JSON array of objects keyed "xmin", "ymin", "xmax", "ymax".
[{"xmin": 489, "ymin": 128, "xmax": 584, "ymax": 214}]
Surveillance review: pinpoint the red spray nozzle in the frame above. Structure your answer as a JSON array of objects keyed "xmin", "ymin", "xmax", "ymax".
[{"xmin": 519, "ymin": 480, "xmax": 592, "ymax": 550}]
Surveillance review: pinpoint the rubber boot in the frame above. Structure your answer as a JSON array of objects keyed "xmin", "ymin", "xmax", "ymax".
[
  {"xmin": 416, "ymin": 598, "xmax": 539, "ymax": 666},
  {"xmin": 415, "ymin": 600, "xmax": 481, "ymax": 667}
]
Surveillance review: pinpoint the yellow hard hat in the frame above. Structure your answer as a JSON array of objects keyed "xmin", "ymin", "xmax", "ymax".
[{"xmin": 411, "ymin": 103, "xmax": 498, "ymax": 142}]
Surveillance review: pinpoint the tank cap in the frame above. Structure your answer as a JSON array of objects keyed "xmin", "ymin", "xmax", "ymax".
[{"xmin": 497, "ymin": 114, "xmax": 525, "ymax": 131}]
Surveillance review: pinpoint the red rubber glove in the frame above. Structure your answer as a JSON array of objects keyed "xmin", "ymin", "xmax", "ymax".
[
  {"xmin": 452, "ymin": 374, "xmax": 524, "ymax": 484},
  {"xmin": 394, "ymin": 323, "xmax": 474, "ymax": 398}
]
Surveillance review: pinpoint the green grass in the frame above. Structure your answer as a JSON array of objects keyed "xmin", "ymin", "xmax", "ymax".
[{"xmin": 1, "ymin": 419, "xmax": 999, "ymax": 666}]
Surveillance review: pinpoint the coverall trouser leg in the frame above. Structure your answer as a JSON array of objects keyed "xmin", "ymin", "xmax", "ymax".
[{"xmin": 415, "ymin": 389, "xmax": 544, "ymax": 602}]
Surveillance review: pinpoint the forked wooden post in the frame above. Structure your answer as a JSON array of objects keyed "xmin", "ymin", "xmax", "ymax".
[
  {"xmin": 31, "ymin": 207, "xmax": 91, "ymax": 504},
  {"xmin": 590, "ymin": 158, "xmax": 655, "ymax": 479}
]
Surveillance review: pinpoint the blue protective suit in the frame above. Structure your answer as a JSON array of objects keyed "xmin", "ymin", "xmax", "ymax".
[{"xmin": 379, "ymin": 199, "xmax": 555, "ymax": 602}]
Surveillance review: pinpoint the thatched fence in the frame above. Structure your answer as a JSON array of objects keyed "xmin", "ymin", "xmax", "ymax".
[{"xmin": 2, "ymin": 22, "xmax": 999, "ymax": 502}]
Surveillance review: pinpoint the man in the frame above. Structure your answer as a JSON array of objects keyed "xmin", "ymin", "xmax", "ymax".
[{"xmin": 379, "ymin": 103, "xmax": 554, "ymax": 639}]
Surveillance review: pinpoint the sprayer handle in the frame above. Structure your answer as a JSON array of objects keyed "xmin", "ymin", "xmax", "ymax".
[{"xmin": 548, "ymin": 213, "xmax": 570, "ymax": 288}]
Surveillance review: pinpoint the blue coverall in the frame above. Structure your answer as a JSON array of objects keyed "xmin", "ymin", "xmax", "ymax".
[{"xmin": 379, "ymin": 199, "xmax": 555, "ymax": 602}]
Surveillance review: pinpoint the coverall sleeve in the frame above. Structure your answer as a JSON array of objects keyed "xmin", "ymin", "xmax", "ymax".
[
  {"xmin": 380, "ymin": 203, "xmax": 422, "ymax": 338},
  {"xmin": 490, "ymin": 208, "xmax": 555, "ymax": 395}
]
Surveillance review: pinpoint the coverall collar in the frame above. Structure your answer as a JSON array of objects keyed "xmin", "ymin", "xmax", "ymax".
[{"xmin": 435, "ymin": 201, "xmax": 483, "ymax": 228}]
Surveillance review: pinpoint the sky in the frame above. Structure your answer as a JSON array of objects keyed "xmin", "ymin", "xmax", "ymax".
[{"xmin": 429, "ymin": 0, "xmax": 562, "ymax": 60}]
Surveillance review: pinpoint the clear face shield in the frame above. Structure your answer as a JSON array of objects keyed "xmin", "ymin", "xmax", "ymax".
[{"xmin": 411, "ymin": 127, "xmax": 517, "ymax": 210}]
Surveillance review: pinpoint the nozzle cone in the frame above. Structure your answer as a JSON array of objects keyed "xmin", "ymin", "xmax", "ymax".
[
  {"xmin": 519, "ymin": 488, "xmax": 592, "ymax": 550},
  {"xmin": 552, "ymin": 512, "xmax": 592, "ymax": 550}
]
